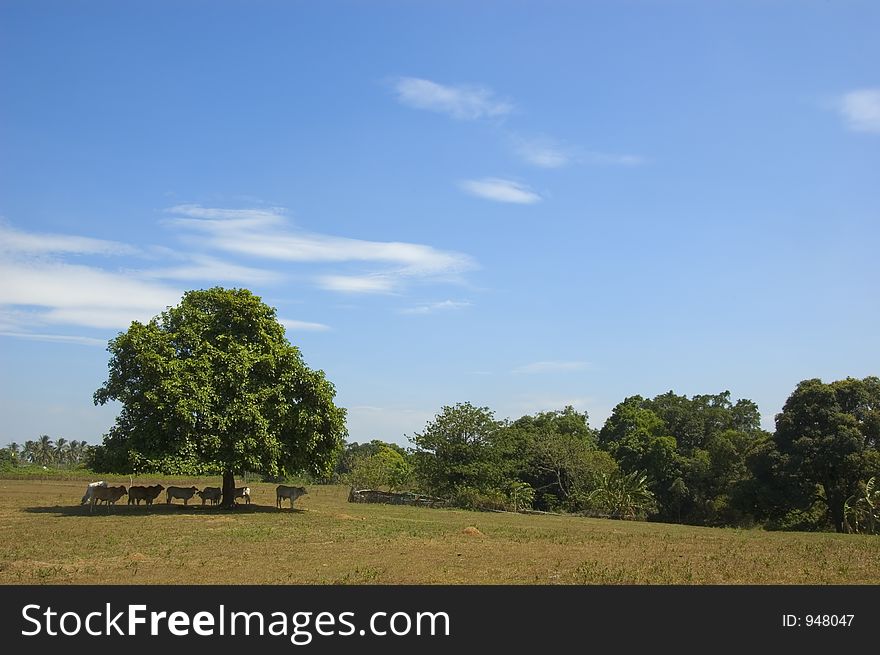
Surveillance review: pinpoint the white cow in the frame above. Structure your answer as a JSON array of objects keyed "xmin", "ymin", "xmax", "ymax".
[
  {"xmin": 80, "ymin": 480, "xmax": 108, "ymax": 505},
  {"xmin": 276, "ymin": 485, "xmax": 307, "ymax": 509},
  {"xmin": 234, "ymin": 486, "xmax": 251, "ymax": 504}
]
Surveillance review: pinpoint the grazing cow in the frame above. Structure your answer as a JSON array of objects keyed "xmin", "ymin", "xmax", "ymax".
[
  {"xmin": 165, "ymin": 486, "xmax": 199, "ymax": 505},
  {"xmin": 197, "ymin": 487, "xmax": 222, "ymax": 506},
  {"xmin": 128, "ymin": 484, "xmax": 164, "ymax": 505},
  {"xmin": 276, "ymin": 485, "xmax": 307, "ymax": 509},
  {"xmin": 89, "ymin": 485, "xmax": 127, "ymax": 513},
  {"xmin": 80, "ymin": 480, "xmax": 107, "ymax": 505},
  {"xmin": 233, "ymin": 486, "xmax": 251, "ymax": 505}
]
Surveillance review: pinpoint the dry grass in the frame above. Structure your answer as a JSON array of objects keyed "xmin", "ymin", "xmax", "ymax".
[{"xmin": 1, "ymin": 476, "xmax": 879, "ymax": 585}]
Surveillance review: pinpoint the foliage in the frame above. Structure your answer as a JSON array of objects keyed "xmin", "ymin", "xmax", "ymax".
[
  {"xmin": 409, "ymin": 402, "xmax": 506, "ymax": 498},
  {"xmin": 763, "ymin": 377, "xmax": 880, "ymax": 532},
  {"xmin": 588, "ymin": 470, "xmax": 658, "ymax": 520},
  {"xmin": 92, "ymin": 287, "xmax": 347, "ymax": 504},
  {"xmin": 599, "ymin": 391, "xmax": 765, "ymax": 525},
  {"xmin": 346, "ymin": 446, "xmax": 413, "ymax": 492},
  {"xmin": 844, "ymin": 477, "xmax": 880, "ymax": 535}
]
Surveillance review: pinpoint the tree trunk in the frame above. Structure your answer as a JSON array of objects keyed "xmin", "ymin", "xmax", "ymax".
[{"xmin": 221, "ymin": 469, "xmax": 236, "ymax": 509}]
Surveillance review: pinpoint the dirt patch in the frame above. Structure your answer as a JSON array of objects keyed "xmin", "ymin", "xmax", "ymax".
[
  {"xmin": 335, "ymin": 513, "xmax": 365, "ymax": 521},
  {"xmin": 462, "ymin": 526, "xmax": 484, "ymax": 537}
]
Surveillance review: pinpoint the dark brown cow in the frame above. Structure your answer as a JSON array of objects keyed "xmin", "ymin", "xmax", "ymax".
[
  {"xmin": 128, "ymin": 484, "xmax": 164, "ymax": 505},
  {"xmin": 196, "ymin": 487, "xmax": 222, "ymax": 506}
]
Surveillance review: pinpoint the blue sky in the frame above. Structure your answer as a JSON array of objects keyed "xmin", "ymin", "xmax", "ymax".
[{"xmin": 1, "ymin": 1, "xmax": 878, "ymax": 446}]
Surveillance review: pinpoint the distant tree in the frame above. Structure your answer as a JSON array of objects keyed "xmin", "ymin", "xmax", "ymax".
[
  {"xmin": 509, "ymin": 407, "xmax": 615, "ymax": 511},
  {"xmin": 54, "ymin": 437, "xmax": 69, "ymax": 466},
  {"xmin": 599, "ymin": 391, "xmax": 766, "ymax": 525},
  {"xmin": 347, "ymin": 446, "xmax": 413, "ymax": 492},
  {"xmin": 32, "ymin": 435, "xmax": 55, "ymax": 466},
  {"xmin": 93, "ymin": 287, "xmax": 347, "ymax": 507},
  {"xmin": 7, "ymin": 442, "xmax": 20, "ymax": 463},
  {"xmin": 409, "ymin": 403, "xmax": 504, "ymax": 498},
  {"xmin": 769, "ymin": 377, "xmax": 880, "ymax": 532}
]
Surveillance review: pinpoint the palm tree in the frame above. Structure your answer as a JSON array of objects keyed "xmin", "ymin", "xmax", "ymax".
[
  {"xmin": 589, "ymin": 470, "xmax": 657, "ymax": 520},
  {"xmin": 7, "ymin": 442, "xmax": 20, "ymax": 463},
  {"xmin": 22, "ymin": 440, "xmax": 37, "ymax": 464},
  {"xmin": 32, "ymin": 435, "xmax": 55, "ymax": 467},
  {"xmin": 54, "ymin": 437, "xmax": 70, "ymax": 466}
]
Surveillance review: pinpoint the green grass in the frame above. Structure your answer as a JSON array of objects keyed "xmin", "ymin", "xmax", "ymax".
[{"xmin": 1, "ymin": 475, "xmax": 879, "ymax": 584}]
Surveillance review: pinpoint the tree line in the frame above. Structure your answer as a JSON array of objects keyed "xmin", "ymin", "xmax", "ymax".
[
  {"xmin": 10, "ymin": 286, "xmax": 873, "ymax": 531},
  {"xmin": 336, "ymin": 376, "xmax": 880, "ymax": 534},
  {"xmin": 1, "ymin": 435, "xmax": 93, "ymax": 469}
]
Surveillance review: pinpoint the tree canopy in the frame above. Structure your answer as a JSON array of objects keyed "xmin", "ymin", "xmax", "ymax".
[{"xmin": 93, "ymin": 287, "xmax": 347, "ymax": 505}]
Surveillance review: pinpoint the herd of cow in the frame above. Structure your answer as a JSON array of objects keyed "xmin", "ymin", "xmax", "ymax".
[{"xmin": 80, "ymin": 480, "xmax": 307, "ymax": 513}]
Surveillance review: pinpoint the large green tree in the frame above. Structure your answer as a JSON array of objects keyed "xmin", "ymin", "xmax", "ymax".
[
  {"xmin": 768, "ymin": 377, "xmax": 880, "ymax": 532},
  {"xmin": 94, "ymin": 287, "xmax": 347, "ymax": 507}
]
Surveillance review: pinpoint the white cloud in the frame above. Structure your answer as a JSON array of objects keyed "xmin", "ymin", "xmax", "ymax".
[
  {"xmin": 0, "ymin": 222, "xmax": 137, "ymax": 256},
  {"xmin": 839, "ymin": 88, "xmax": 880, "ymax": 133},
  {"xmin": 316, "ymin": 274, "xmax": 395, "ymax": 294},
  {"xmin": 142, "ymin": 254, "xmax": 280, "ymax": 284},
  {"xmin": 279, "ymin": 318, "xmax": 331, "ymax": 332},
  {"xmin": 392, "ymin": 77, "xmax": 512, "ymax": 120},
  {"xmin": 166, "ymin": 204, "xmax": 287, "ymax": 222},
  {"xmin": 0, "ymin": 258, "xmax": 181, "ymax": 329},
  {"xmin": 400, "ymin": 300, "xmax": 471, "ymax": 315},
  {"xmin": 512, "ymin": 360, "xmax": 591, "ymax": 374},
  {"xmin": 166, "ymin": 205, "xmax": 476, "ymax": 290},
  {"xmin": 0, "ymin": 331, "xmax": 107, "ymax": 346},
  {"xmin": 513, "ymin": 137, "xmax": 571, "ymax": 168},
  {"xmin": 459, "ymin": 178, "xmax": 541, "ymax": 204}
]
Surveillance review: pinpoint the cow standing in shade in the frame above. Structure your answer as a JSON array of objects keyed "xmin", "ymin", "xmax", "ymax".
[
  {"xmin": 165, "ymin": 486, "xmax": 199, "ymax": 505},
  {"xmin": 197, "ymin": 487, "xmax": 222, "ymax": 505},
  {"xmin": 89, "ymin": 485, "xmax": 127, "ymax": 513}
]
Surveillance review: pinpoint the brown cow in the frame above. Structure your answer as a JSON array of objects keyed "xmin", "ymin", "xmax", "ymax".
[
  {"xmin": 128, "ymin": 484, "xmax": 165, "ymax": 505},
  {"xmin": 196, "ymin": 487, "xmax": 221, "ymax": 506},
  {"xmin": 90, "ymin": 485, "xmax": 127, "ymax": 513}
]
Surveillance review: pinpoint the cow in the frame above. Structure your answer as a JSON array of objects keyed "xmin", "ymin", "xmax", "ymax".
[
  {"xmin": 196, "ymin": 487, "xmax": 222, "ymax": 506},
  {"xmin": 80, "ymin": 480, "xmax": 107, "ymax": 505},
  {"xmin": 165, "ymin": 486, "xmax": 199, "ymax": 505},
  {"xmin": 89, "ymin": 485, "xmax": 127, "ymax": 513},
  {"xmin": 276, "ymin": 485, "xmax": 307, "ymax": 509},
  {"xmin": 128, "ymin": 484, "xmax": 164, "ymax": 505},
  {"xmin": 234, "ymin": 486, "xmax": 251, "ymax": 505}
]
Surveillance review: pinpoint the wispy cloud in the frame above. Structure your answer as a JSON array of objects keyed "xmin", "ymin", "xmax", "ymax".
[
  {"xmin": 316, "ymin": 274, "xmax": 396, "ymax": 294},
  {"xmin": 459, "ymin": 178, "xmax": 541, "ymax": 204},
  {"xmin": 512, "ymin": 360, "xmax": 591, "ymax": 374},
  {"xmin": 0, "ymin": 258, "xmax": 182, "ymax": 329},
  {"xmin": 166, "ymin": 204, "xmax": 476, "ymax": 291},
  {"xmin": 400, "ymin": 300, "xmax": 471, "ymax": 315},
  {"xmin": 0, "ymin": 331, "xmax": 107, "ymax": 347},
  {"xmin": 141, "ymin": 254, "xmax": 280, "ymax": 284},
  {"xmin": 511, "ymin": 136, "xmax": 646, "ymax": 168},
  {"xmin": 279, "ymin": 318, "xmax": 331, "ymax": 332},
  {"xmin": 512, "ymin": 136, "xmax": 572, "ymax": 169},
  {"xmin": 0, "ymin": 222, "xmax": 137, "ymax": 256},
  {"xmin": 839, "ymin": 88, "xmax": 880, "ymax": 133},
  {"xmin": 392, "ymin": 77, "xmax": 512, "ymax": 120}
]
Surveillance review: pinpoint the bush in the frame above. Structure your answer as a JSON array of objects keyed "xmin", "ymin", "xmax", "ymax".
[{"xmin": 450, "ymin": 486, "xmax": 508, "ymax": 511}]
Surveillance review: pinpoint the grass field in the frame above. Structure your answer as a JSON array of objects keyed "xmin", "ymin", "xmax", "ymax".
[{"xmin": 2, "ymin": 475, "xmax": 879, "ymax": 585}]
